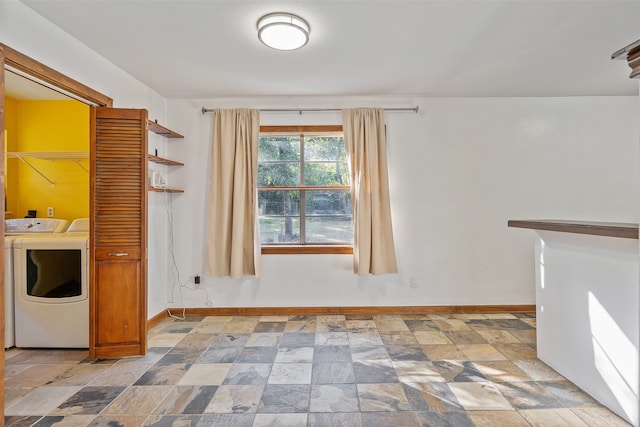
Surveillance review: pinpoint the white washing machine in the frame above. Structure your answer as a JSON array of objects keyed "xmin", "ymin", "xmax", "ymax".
[
  {"xmin": 4, "ymin": 218, "xmax": 69, "ymax": 348},
  {"xmin": 13, "ymin": 218, "xmax": 89, "ymax": 348}
]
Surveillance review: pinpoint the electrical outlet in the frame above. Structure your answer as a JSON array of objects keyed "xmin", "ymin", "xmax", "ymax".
[
  {"xmin": 47, "ymin": 207, "xmax": 54, "ymax": 217},
  {"xmin": 194, "ymin": 274, "xmax": 201, "ymax": 288}
]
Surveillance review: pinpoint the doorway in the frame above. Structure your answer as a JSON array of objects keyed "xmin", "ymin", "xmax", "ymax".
[{"xmin": 1, "ymin": 42, "xmax": 150, "ymax": 420}]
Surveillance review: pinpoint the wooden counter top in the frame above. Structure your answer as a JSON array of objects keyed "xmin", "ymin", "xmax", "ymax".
[{"xmin": 508, "ymin": 220, "xmax": 639, "ymax": 240}]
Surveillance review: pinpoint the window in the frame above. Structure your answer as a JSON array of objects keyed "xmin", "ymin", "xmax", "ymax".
[{"xmin": 258, "ymin": 126, "xmax": 353, "ymax": 253}]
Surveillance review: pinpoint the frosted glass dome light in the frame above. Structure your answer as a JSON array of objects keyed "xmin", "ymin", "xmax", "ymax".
[{"xmin": 257, "ymin": 13, "xmax": 310, "ymax": 51}]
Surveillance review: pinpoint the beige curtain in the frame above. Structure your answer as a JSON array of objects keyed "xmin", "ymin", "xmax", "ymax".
[
  {"xmin": 205, "ymin": 108, "xmax": 260, "ymax": 278},
  {"xmin": 342, "ymin": 108, "xmax": 398, "ymax": 275}
]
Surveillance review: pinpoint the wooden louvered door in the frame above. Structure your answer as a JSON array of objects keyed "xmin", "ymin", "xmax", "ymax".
[{"xmin": 90, "ymin": 107, "xmax": 148, "ymax": 359}]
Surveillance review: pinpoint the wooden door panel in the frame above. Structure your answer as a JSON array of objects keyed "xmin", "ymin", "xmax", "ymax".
[
  {"xmin": 95, "ymin": 258, "xmax": 141, "ymax": 345},
  {"xmin": 90, "ymin": 107, "xmax": 147, "ymax": 359}
]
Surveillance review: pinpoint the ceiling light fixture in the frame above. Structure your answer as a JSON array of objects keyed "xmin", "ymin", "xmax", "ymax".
[{"xmin": 257, "ymin": 12, "xmax": 310, "ymax": 51}]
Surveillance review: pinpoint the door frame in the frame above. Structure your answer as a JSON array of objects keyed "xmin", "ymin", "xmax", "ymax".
[
  {"xmin": 0, "ymin": 43, "xmax": 115, "ymax": 421},
  {"xmin": 2, "ymin": 44, "xmax": 112, "ymax": 107}
]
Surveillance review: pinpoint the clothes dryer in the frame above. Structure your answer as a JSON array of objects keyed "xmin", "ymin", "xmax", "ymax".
[
  {"xmin": 4, "ymin": 218, "xmax": 68, "ymax": 348},
  {"xmin": 13, "ymin": 219, "xmax": 88, "ymax": 348}
]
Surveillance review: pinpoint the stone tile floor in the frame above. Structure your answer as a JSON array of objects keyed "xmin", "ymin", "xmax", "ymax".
[{"xmin": 4, "ymin": 312, "xmax": 631, "ymax": 426}]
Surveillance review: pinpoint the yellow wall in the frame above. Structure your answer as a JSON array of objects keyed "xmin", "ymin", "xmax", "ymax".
[{"xmin": 5, "ymin": 98, "xmax": 89, "ymax": 221}]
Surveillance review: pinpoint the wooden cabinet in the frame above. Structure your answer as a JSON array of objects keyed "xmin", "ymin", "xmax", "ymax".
[{"xmin": 148, "ymin": 120, "xmax": 184, "ymax": 193}]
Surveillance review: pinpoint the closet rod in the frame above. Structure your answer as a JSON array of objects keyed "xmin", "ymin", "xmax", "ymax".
[{"xmin": 201, "ymin": 106, "xmax": 419, "ymax": 115}]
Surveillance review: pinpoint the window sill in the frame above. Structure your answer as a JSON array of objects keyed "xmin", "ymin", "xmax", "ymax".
[{"xmin": 261, "ymin": 245, "xmax": 353, "ymax": 255}]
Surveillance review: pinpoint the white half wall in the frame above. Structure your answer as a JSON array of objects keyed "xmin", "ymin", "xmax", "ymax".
[{"xmin": 166, "ymin": 95, "xmax": 639, "ymax": 309}]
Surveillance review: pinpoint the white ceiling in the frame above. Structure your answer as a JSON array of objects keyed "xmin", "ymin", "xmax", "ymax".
[{"xmin": 20, "ymin": 0, "xmax": 640, "ymax": 99}]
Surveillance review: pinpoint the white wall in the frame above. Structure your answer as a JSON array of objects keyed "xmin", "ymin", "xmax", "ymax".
[
  {"xmin": 166, "ymin": 95, "xmax": 639, "ymax": 310},
  {"xmin": 1, "ymin": 0, "xmax": 171, "ymax": 317},
  {"xmin": 3, "ymin": 0, "xmax": 638, "ymax": 313}
]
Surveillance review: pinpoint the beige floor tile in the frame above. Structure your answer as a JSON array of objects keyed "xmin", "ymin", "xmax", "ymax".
[
  {"xmin": 457, "ymin": 344, "xmax": 507, "ymax": 361},
  {"xmin": 178, "ymin": 363, "xmax": 232, "ymax": 385},
  {"xmin": 4, "ymin": 348, "xmax": 28, "ymax": 362},
  {"xmin": 345, "ymin": 320, "xmax": 377, "ymax": 330},
  {"xmin": 357, "ymin": 383, "xmax": 411, "ymax": 412},
  {"xmin": 494, "ymin": 343, "xmax": 538, "ymax": 360},
  {"xmin": 467, "ymin": 410, "xmax": 530, "ymax": 426},
  {"xmin": 413, "ymin": 331, "xmax": 452, "ymax": 345},
  {"xmin": 202, "ymin": 315, "xmax": 233, "ymax": 323},
  {"xmin": 520, "ymin": 408, "xmax": 589, "ymax": 426},
  {"xmin": 223, "ymin": 320, "xmax": 260, "ymax": 333},
  {"xmin": 102, "ymin": 386, "xmax": 173, "ymax": 414},
  {"xmin": 472, "ymin": 360, "xmax": 532, "ymax": 382},
  {"xmin": 5, "ymin": 363, "xmax": 31, "ymax": 378},
  {"xmin": 147, "ymin": 333, "xmax": 186, "ymax": 347},
  {"xmin": 475, "ymin": 329, "xmax": 522, "ymax": 344},
  {"xmin": 375, "ymin": 319, "xmax": 410, "ymax": 332},
  {"xmin": 572, "ymin": 407, "xmax": 632, "ymax": 426},
  {"xmin": 4, "ymin": 387, "xmax": 34, "ymax": 410},
  {"xmin": 246, "ymin": 333, "xmax": 283, "ymax": 347},
  {"xmin": 192, "ymin": 322, "xmax": 228, "ymax": 333},
  {"xmin": 513, "ymin": 360, "xmax": 565, "ymax": 381},
  {"xmin": 316, "ymin": 321, "xmax": 347, "ymax": 333},
  {"xmin": 433, "ymin": 319, "xmax": 471, "ymax": 331},
  {"xmin": 259, "ymin": 316, "xmax": 290, "ymax": 322},
  {"xmin": 316, "ymin": 315, "xmax": 346, "ymax": 322},
  {"xmin": 448, "ymin": 382, "xmax": 512, "ymax": 410},
  {"xmin": 89, "ymin": 363, "xmax": 154, "ymax": 387},
  {"xmin": 45, "ymin": 363, "xmax": 110, "ymax": 386},
  {"xmin": 5, "ymin": 349, "xmax": 88, "ymax": 364},
  {"xmin": 484, "ymin": 313, "xmax": 518, "ymax": 319},
  {"xmin": 5, "ymin": 364, "xmax": 73, "ymax": 387},
  {"xmin": 285, "ymin": 320, "xmax": 317, "ymax": 333},
  {"xmin": 452, "ymin": 313, "xmax": 488, "ymax": 320},
  {"xmin": 427, "ymin": 314, "xmax": 454, "ymax": 320},
  {"xmin": 421, "ymin": 344, "xmax": 468, "ymax": 360},
  {"xmin": 510, "ymin": 329, "xmax": 537, "ymax": 345},
  {"xmin": 5, "ymin": 386, "xmax": 82, "ymax": 416},
  {"xmin": 372, "ymin": 314, "xmax": 404, "ymax": 321}
]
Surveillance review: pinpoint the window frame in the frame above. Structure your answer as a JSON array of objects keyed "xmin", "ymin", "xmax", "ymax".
[{"xmin": 258, "ymin": 125, "xmax": 353, "ymax": 255}]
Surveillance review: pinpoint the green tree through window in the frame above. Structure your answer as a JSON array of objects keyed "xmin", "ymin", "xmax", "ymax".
[{"xmin": 258, "ymin": 127, "xmax": 352, "ymax": 245}]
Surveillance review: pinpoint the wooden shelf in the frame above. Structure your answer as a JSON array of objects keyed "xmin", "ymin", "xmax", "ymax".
[
  {"xmin": 148, "ymin": 154, "xmax": 183, "ymax": 166},
  {"xmin": 148, "ymin": 187, "xmax": 184, "ymax": 193},
  {"xmin": 148, "ymin": 120, "xmax": 184, "ymax": 138},
  {"xmin": 148, "ymin": 121, "xmax": 184, "ymax": 193}
]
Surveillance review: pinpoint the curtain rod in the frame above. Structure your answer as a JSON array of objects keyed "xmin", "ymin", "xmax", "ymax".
[{"xmin": 201, "ymin": 106, "xmax": 419, "ymax": 115}]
